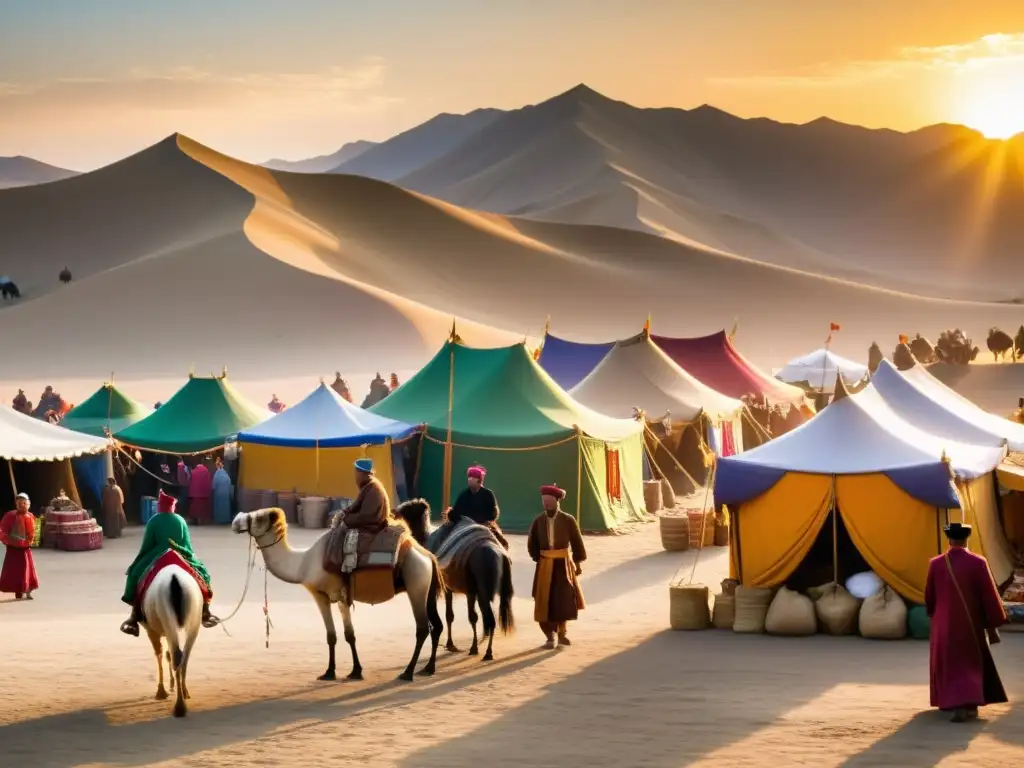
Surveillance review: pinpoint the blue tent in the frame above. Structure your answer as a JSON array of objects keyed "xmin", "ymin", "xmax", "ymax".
[
  {"xmin": 237, "ymin": 383, "xmax": 420, "ymax": 500},
  {"xmin": 537, "ymin": 333, "xmax": 614, "ymax": 390}
]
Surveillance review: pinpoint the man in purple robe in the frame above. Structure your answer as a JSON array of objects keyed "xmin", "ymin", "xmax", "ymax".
[{"xmin": 924, "ymin": 522, "xmax": 1007, "ymax": 722}]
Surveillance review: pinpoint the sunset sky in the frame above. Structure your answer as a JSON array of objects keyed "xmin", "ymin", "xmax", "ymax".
[{"xmin": 4, "ymin": 0, "xmax": 1024, "ymax": 170}]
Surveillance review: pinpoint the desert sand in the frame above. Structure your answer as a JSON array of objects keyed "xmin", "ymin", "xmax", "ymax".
[
  {"xmin": 1, "ymin": 521, "xmax": 1021, "ymax": 767},
  {"xmin": 3, "ymin": 127, "xmax": 1024, "ymax": 407}
]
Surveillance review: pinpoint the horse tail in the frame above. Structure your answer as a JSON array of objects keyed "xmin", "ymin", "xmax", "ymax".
[
  {"xmin": 428, "ymin": 553, "xmax": 445, "ymax": 607},
  {"xmin": 498, "ymin": 552, "xmax": 515, "ymax": 635},
  {"xmin": 169, "ymin": 573, "xmax": 188, "ymax": 628}
]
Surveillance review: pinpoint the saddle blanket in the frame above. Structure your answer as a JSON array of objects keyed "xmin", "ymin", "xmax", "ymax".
[
  {"xmin": 434, "ymin": 520, "xmax": 498, "ymax": 572},
  {"xmin": 137, "ymin": 549, "xmax": 211, "ymax": 604},
  {"xmin": 358, "ymin": 523, "xmax": 409, "ymax": 570},
  {"xmin": 325, "ymin": 523, "xmax": 410, "ymax": 574}
]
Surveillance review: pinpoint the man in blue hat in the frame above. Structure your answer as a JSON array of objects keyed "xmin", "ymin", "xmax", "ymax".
[{"xmin": 328, "ymin": 458, "xmax": 393, "ymax": 573}]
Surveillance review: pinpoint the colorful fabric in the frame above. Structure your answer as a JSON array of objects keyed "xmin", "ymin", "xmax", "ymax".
[
  {"xmin": 137, "ymin": 548, "xmax": 212, "ymax": 603},
  {"xmin": 1, "ymin": 510, "xmax": 39, "ymax": 594},
  {"xmin": 122, "ymin": 511, "xmax": 211, "ymax": 605},
  {"xmin": 434, "ymin": 518, "xmax": 497, "ymax": 572}
]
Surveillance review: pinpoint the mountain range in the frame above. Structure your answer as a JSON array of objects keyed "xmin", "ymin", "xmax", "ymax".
[
  {"xmin": 2, "ymin": 85, "xmax": 1024, "ymax": 401},
  {"xmin": 0, "ymin": 156, "xmax": 78, "ymax": 189}
]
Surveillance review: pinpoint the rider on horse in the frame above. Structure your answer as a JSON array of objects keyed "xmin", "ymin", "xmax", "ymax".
[
  {"xmin": 120, "ymin": 489, "xmax": 219, "ymax": 636},
  {"xmin": 446, "ymin": 465, "xmax": 509, "ymax": 549}
]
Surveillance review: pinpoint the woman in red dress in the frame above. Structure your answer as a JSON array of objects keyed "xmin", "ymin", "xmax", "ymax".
[{"xmin": 0, "ymin": 493, "xmax": 39, "ymax": 600}]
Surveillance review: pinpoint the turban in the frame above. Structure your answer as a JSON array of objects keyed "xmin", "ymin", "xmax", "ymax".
[
  {"xmin": 540, "ymin": 484, "xmax": 566, "ymax": 500},
  {"xmin": 157, "ymin": 489, "xmax": 177, "ymax": 514},
  {"xmin": 15, "ymin": 492, "xmax": 29, "ymax": 503},
  {"xmin": 467, "ymin": 465, "xmax": 486, "ymax": 480},
  {"xmin": 354, "ymin": 458, "xmax": 374, "ymax": 473}
]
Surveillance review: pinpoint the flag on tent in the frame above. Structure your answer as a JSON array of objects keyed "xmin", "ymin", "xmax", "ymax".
[
  {"xmin": 826, "ymin": 321, "xmax": 841, "ymax": 345},
  {"xmin": 899, "ymin": 334, "xmax": 909, "ymax": 345},
  {"xmin": 643, "ymin": 314, "xmax": 651, "ymax": 334}
]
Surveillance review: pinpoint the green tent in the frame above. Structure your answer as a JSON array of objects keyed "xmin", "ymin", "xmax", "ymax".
[
  {"xmin": 115, "ymin": 375, "xmax": 269, "ymax": 454},
  {"xmin": 370, "ymin": 341, "xmax": 647, "ymax": 532},
  {"xmin": 61, "ymin": 383, "xmax": 153, "ymax": 437}
]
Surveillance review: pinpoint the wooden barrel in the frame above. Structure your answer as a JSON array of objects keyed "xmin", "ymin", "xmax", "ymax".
[
  {"xmin": 658, "ymin": 513, "xmax": 690, "ymax": 552},
  {"xmin": 669, "ymin": 582, "xmax": 710, "ymax": 630}
]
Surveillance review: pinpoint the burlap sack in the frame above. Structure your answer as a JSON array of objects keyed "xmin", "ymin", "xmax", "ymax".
[
  {"xmin": 814, "ymin": 582, "xmax": 861, "ymax": 635},
  {"xmin": 765, "ymin": 586, "xmax": 817, "ymax": 636},
  {"xmin": 858, "ymin": 585, "xmax": 907, "ymax": 640},
  {"xmin": 732, "ymin": 586, "xmax": 774, "ymax": 633}
]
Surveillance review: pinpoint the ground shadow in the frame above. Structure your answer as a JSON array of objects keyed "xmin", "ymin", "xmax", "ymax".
[
  {"xmin": 839, "ymin": 710, "xmax": 981, "ymax": 767},
  {"xmin": 399, "ymin": 631, "xmax": 935, "ymax": 767},
  {"xmin": 579, "ymin": 550, "xmax": 700, "ymax": 605},
  {"xmin": 1, "ymin": 648, "xmax": 549, "ymax": 768}
]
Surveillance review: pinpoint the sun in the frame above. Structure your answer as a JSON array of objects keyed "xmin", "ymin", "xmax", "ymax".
[{"xmin": 953, "ymin": 63, "xmax": 1024, "ymax": 139}]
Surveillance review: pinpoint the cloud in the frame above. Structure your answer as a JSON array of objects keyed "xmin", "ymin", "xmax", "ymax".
[
  {"xmin": 711, "ymin": 32, "xmax": 1024, "ymax": 89},
  {"xmin": 0, "ymin": 58, "xmax": 400, "ymax": 118}
]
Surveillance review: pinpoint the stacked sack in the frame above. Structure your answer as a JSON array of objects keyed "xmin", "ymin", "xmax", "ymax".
[
  {"xmin": 808, "ymin": 582, "xmax": 861, "ymax": 635},
  {"xmin": 858, "ymin": 585, "xmax": 907, "ymax": 639},
  {"xmin": 765, "ymin": 586, "xmax": 817, "ymax": 636},
  {"xmin": 732, "ymin": 585, "xmax": 774, "ymax": 633},
  {"xmin": 712, "ymin": 579, "xmax": 737, "ymax": 629}
]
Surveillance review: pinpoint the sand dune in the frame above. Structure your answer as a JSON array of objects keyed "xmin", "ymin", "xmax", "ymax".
[
  {"xmin": 0, "ymin": 155, "xmax": 78, "ymax": 189},
  {"xmin": 2, "ymin": 132, "xmax": 1023, "ymax": 406},
  {"xmin": 394, "ymin": 85, "xmax": 1024, "ymax": 302}
]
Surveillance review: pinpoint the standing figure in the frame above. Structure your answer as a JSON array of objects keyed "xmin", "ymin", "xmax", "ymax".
[
  {"xmin": 925, "ymin": 522, "xmax": 1008, "ymax": 722},
  {"xmin": 175, "ymin": 460, "xmax": 191, "ymax": 517},
  {"xmin": 188, "ymin": 460, "xmax": 212, "ymax": 525},
  {"xmin": 0, "ymin": 493, "xmax": 39, "ymax": 600},
  {"xmin": 527, "ymin": 485, "xmax": 586, "ymax": 649},
  {"xmin": 101, "ymin": 477, "xmax": 128, "ymax": 539},
  {"xmin": 120, "ymin": 490, "xmax": 219, "ymax": 635},
  {"xmin": 448, "ymin": 465, "xmax": 509, "ymax": 549},
  {"xmin": 212, "ymin": 458, "xmax": 233, "ymax": 525}
]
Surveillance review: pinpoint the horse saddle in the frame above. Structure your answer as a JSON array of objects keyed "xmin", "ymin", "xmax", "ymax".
[{"xmin": 137, "ymin": 549, "xmax": 211, "ymax": 604}]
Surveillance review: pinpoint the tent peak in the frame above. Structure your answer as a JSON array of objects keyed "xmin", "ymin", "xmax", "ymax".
[{"xmin": 832, "ymin": 373, "xmax": 851, "ymax": 401}]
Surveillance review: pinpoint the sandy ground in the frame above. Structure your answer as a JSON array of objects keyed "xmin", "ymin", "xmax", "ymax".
[{"xmin": 1, "ymin": 521, "xmax": 1022, "ymax": 768}]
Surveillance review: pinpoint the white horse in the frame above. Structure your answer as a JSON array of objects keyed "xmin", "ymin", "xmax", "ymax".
[
  {"xmin": 142, "ymin": 565, "xmax": 202, "ymax": 717},
  {"xmin": 231, "ymin": 508, "xmax": 443, "ymax": 681}
]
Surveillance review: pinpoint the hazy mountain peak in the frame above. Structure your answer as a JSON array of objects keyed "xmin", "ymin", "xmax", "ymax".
[{"xmin": 0, "ymin": 155, "xmax": 79, "ymax": 188}]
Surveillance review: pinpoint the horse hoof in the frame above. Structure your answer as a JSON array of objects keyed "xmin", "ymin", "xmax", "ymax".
[
  {"xmin": 483, "ymin": 652, "xmax": 493, "ymax": 662},
  {"xmin": 346, "ymin": 670, "xmax": 363, "ymax": 681},
  {"xmin": 444, "ymin": 642, "xmax": 460, "ymax": 653},
  {"xmin": 397, "ymin": 671, "xmax": 414, "ymax": 682},
  {"xmin": 155, "ymin": 688, "xmax": 169, "ymax": 700},
  {"xmin": 317, "ymin": 670, "xmax": 337, "ymax": 682}
]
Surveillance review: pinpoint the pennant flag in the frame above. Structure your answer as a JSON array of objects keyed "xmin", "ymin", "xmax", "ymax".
[
  {"xmin": 533, "ymin": 345, "xmax": 542, "ymax": 361},
  {"xmin": 830, "ymin": 322, "xmax": 841, "ymax": 332},
  {"xmin": 899, "ymin": 334, "xmax": 909, "ymax": 345},
  {"xmin": 643, "ymin": 314, "xmax": 651, "ymax": 334}
]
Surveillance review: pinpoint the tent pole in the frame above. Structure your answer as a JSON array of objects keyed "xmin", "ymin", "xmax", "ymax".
[
  {"xmin": 315, "ymin": 438, "xmax": 320, "ymax": 496},
  {"xmin": 106, "ymin": 372, "xmax": 115, "ymax": 433},
  {"xmin": 7, "ymin": 459, "xmax": 17, "ymax": 502},
  {"xmin": 831, "ymin": 476, "xmax": 838, "ymax": 584},
  {"xmin": 575, "ymin": 433, "xmax": 583, "ymax": 523},
  {"xmin": 442, "ymin": 345, "xmax": 455, "ymax": 511}
]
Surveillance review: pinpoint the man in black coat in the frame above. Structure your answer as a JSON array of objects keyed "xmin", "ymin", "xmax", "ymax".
[{"xmin": 447, "ymin": 465, "xmax": 509, "ymax": 549}]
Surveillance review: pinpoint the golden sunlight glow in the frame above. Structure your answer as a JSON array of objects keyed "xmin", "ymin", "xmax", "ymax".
[{"xmin": 954, "ymin": 61, "xmax": 1024, "ymax": 139}]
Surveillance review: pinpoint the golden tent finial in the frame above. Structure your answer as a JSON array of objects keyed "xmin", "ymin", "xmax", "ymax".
[
  {"xmin": 220, "ymin": 365, "xmax": 228, "ymax": 379},
  {"xmin": 643, "ymin": 314, "xmax": 651, "ymax": 335},
  {"xmin": 543, "ymin": 315, "xmax": 550, "ymax": 336}
]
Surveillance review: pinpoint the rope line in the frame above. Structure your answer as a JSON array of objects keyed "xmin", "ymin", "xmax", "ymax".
[{"xmin": 421, "ymin": 432, "xmax": 579, "ymax": 452}]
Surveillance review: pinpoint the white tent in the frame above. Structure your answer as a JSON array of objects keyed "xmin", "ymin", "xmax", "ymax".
[
  {"xmin": 570, "ymin": 333, "xmax": 742, "ymax": 422},
  {"xmin": 777, "ymin": 348, "xmax": 868, "ymax": 392},
  {"xmin": 0, "ymin": 405, "xmax": 110, "ymax": 462},
  {"xmin": 872, "ymin": 360, "xmax": 1024, "ymax": 452}
]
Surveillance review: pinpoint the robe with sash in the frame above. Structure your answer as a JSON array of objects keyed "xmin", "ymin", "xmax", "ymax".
[
  {"xmin": 527, "ymin": 509, "xmax": 586, "ymax": 624},
  {"xmin": 0, "ymin": 511, "xmax": 39, "ymax": 594},
  {"xmin": 122, "ymin": 511, "xmax": 212, "ymax": 605},
  {"xmin": 925, "ymin": 546, "xmax": 1007, "ymax": 710}
]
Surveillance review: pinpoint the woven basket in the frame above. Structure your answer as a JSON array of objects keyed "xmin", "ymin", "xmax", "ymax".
[
  {"xmin": 721, "ymin": 578, "xmax": 739, "ymax": 597},
  {"xmin": 658, "ymin": 513, "xmax": 690, "ymax": 551},
  {"xmin": 687, "ymin": 509, "xmax": 715, "ymax": 548},
  {"xmin": 644, "ymin": 480, "xmax": 663, "ymax": 513},
  {"xmin": 299, "ymin": 496, "xmax": 329, "ymax": 528},
  {"xmin": 660, "ymin": 478, "xmax": 677, "ymax": 509},
  {"xmin": 669, "ymin": 582, "xmax": 710, "ymax": 630},
  {"xmin": 712, "ymin": 592, "xmax": 735, "ymax": 629},
  {"xmin": 733, "ymin": 586, "xmax": 774, "ymax": 633}
]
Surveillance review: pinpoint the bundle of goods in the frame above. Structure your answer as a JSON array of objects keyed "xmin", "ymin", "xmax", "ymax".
[
  {"xmin": 713, "ymin": 508, "xmax": 730, "ymax": 547},
  {"xmin": 765, "ymin": 586, "xmax": 817, "ymax": 636},
  {"xmin": 686, "ymin": 509, "xmax": 716, "ymax": 549},
  {"xmin": 845, "ymin": 571, "xmax": 883, "ymax": 600},
  {"xmin": 660, "ymin": 477, "xmax": 677, "ymax": 509},
  {"xmin": 658, "ymin": 510, "xmax": 690, "ymax": 552},
  {"xmin": 858, "ymin": 586, "xmax": 907, "ymax": 639},
  {"xmin": 732, "ymin": 585, "xmax": 774, "ymax": 633},
  {"xmin": 298, "ymin": 496, "xmax": 329, "ymax": 528},
  {"xmin": 906, "ymin": 605, "xmax": 931, "ymax": 639},
  {"xmin": 810, "ymin": 582, "xmax": 861, "ymax": 635},
  {"xmin": 669, "ymin": 580, "xmax": 710, "ymax": 630},
  {"xmin": 277, "ymin": 491, "xmax": 299, "ymax": 523},
  {"xmin": 59, "ymin": 519, "xmax": 104, "ymax": 551},
  {"xmin": 712, "ymin": 580, "xmax": 737, "ymax": 629},
  {"xmin": 1002, "ymin": 576, "xmax": 1024, "ymax": 603},
  {"xmin": 42, "ymin": 507, "xmax": 87, "ymax": 548},
  {"xmin": 1004, "ymin": 603, "xmax": 1024, "ymax": 630},
  {"xmin": 644, "ymin": 480, "xmax": 663, "ymax": 513}
]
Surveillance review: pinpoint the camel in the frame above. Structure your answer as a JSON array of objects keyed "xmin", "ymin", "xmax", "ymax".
[
  {"xmin": 140, "ymin": 564, "xmax": 202, "ymax": 718},
  {"xmin": 987, "ymin": 327, "xmax": 1016, "ymax": 362},
  {"xmin": 909, "ymin": 334, "xmax": 937, "ymax": 364},
  {"xmin": 231, "ymin": 508, "xmax": 443, "ymax": 681},
  {"xmin": 393, "ymin": 499, "xmax": 514, "ymax": 662},
  {"xmin": 867, "ymin": 342, "xmax": 884, "ymax": 374},
  {"xmin": 892, "ymin": 342, "xmax": 916, "ymax": 371},
  {"xmin": 935, "ymin": 329, "xmax": 979, "ymax": 365}
]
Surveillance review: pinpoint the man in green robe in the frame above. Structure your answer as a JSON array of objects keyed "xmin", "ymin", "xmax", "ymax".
[{"xmin": 120, "ymin": 489, "xmax": 219, "ymax": 636}]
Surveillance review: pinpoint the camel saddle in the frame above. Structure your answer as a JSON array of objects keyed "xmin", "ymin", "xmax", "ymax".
[
  {"xmin": 137, "ymin": 549, "xmax": 211, "ymax": 604},
  {"xmin": 324, "ymin": 522, "xmax": 411, "ymax": 575}
]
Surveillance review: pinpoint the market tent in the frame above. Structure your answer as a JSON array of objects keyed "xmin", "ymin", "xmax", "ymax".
[
  {"xmin": 777, "ymin": 348, "xmax": 868, "ymax": 392},
  {"xmin": 652, "ymin": 330, "xmax": 809, "ymax": 407},
  {"xmin": 0, "ymin": 405, "xmax": 110, "ymax": 507},
  {"xmin": 570, "ymin": 332, "xmax": 743, "ymax": 491},
  {"xmin": 61, "ymin": 383, "xmax": 153, "ymax": 437},
  {"xmin": 536, "ymin": 332, "xmax": 615, "ymax": 391},
  {"xmin": 716, "ymin": 379, "xmax": 1006, "ymax": 603},
  {"xmin": 238, "ymin": 382, "xmax": 420, "ymax": 499},
  {"xmin": 115, "ymin": 374, "xmax": 270, "ymax": 454},
  {"xmin": 371, "ymin": 340, "xmax": 646, "ymax": 532}
]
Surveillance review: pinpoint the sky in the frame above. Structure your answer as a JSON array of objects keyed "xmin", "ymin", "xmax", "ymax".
[{"xmin": 4, "ymin": 0, "xmax": 1024, "ymax": 170}]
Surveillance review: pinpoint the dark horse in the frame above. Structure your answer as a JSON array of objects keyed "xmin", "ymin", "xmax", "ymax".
[
  {"xmin": 1, "ymin": 281, "xmax": 20, "ymax": 300},
  {"xmin": 394, "ymin": 499, "xmax": 514, "ymax": 661}
]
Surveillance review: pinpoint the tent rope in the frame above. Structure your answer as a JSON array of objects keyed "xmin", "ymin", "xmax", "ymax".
[{"xmin": 421, "ymin": 432, "xmax": 579, "ymax": 452}]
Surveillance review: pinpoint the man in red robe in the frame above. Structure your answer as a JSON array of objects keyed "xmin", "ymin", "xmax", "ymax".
[
  {"xmin": 924, "ymin": 522, "xmax": 1008, "ymax": 722},
  {"xmin": 1, "ymin": 493, "xmax": 39, "ymax": 600}
]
